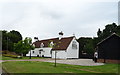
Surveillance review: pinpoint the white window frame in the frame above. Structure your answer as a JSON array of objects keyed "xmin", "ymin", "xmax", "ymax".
[
  {"xmin": 40, "ymin": 43, "xmax": 44, "ymax": 48},
  {"xmin": 72, "ymin": 41, "xmax": 77, "ymax": 49}
]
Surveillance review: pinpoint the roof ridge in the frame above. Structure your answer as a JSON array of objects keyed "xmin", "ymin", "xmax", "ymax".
[
  {"xmin": 97, "ymin": 33, "xmax": 120, "ymax": 45},
  {"xmin": 38, "ymin": 36, "xmax": 74, "ymax": 41}
]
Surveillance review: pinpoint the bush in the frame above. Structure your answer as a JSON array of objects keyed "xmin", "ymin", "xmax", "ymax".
[
  {"xmin": 3, "ymin": 54, "xmax": 18, "ymax": 58},
  {"xmin": 2, "ymin": 50, "xmax": 20, "ymax": 58}
]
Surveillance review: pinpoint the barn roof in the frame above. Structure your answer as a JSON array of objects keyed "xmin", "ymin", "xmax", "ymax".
[
  {"xmin": 33, "ymin": 36, "xmax": 74, "ymax": 50},
  {"xmin": 97, "ymin": 33, "xmax": 120, "ymax": 45}
]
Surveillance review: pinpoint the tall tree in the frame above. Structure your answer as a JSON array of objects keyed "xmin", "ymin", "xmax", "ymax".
[
  {"xmin": 116, "ymin": 25, "xmax": 120, "ymax": 35},
  {"xmin": 8, "ymin": 30, "xmax": 22, "ymax": 43},
  {"xmin": 97, "ymin": 28, "xmax": 102, "ymax": 37},
  {"xmin": 14, "ymin": 37, "xmax": 35, "ymax": 56},
  {"xmin": 77, "ymin": 37, "xmax": 94, "ymax": 58},
  {"xmin": 97, "ymin": 23, "xmax": 119, "ymax": 42},
  {"xmin": 2, "ymin": 30, "xmax": 22, "ymax": 51},
  {"xmin": 2, "ymin": 30, "xmax": 9, "ymax": 50}
]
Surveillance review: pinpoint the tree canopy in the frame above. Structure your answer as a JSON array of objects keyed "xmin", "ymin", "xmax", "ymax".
[
  {"xmin": 14, "ymin": 37, "xmax": 35, "ymax": 56},
  {"xmin": 77, "ymin": 37, "xmax": 94, "ymax": 58},
  {"xmin": 2, "ymin": 30, "xmax": 22, "ymax": 51},
  {"xmin": 77, "ymin": 23, "xmax": 120, "ymax": 58},
  {"xmin": 97, "ymin": 23, "xmax": 120, "ymax": 42}
]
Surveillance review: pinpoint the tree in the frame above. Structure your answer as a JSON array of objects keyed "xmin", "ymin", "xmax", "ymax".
[
  {"xmin": 2, "ymin": 30, "xmax": 8, "ymax": 50},
  {"xmin": 8, "ymin": 30, "xmax": 22, "ymax": 43},
  {"xmin": 97, "ymin": 23, "xmax": 119, "ymax": 43},
  {"xmin": 116, "ymin": 25, "xmax": 120, "ymax": 35},
  {"xmin": 77, "ymin": 37, "xmax": 94, "ymax": 58},
  {"xmin": 97, "ymin": 28, "xmax": 102, "ymax": 37},
  {"xmin": 14, "ymin": 37, "xmax": 35, "ymax": 56},
  {"xmin": 2, "ymin": 30, "xmax": 22, "ymax": 51}
]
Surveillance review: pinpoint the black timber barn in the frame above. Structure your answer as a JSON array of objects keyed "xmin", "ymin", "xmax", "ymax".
[{"xmin": 97, "ymin": 33, "xmax": 120, "ymax": 63}]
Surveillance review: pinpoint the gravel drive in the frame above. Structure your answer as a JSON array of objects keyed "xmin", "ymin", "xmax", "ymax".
[
  {"xmin": 1, "ymin": 59, "xmax": 104, "ymax": 66},
  {"xmin": 46, "ymin": 59, "xmax": 104, "ymax": 66}
]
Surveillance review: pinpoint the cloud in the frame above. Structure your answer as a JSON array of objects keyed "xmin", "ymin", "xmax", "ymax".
[{"xmin": 0, "ymin": 1, "xmax": 118, "ymax": 41}]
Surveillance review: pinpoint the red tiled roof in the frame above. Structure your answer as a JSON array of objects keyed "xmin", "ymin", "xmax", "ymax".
[{"xmin": 33, "ymin": 36, "xmax": 74, "ymax": 50}]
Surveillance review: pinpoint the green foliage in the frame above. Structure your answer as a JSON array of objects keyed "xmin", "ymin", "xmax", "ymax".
[
  {"xmin": 97, "ymin": 23, "xmax": 120, "ymax": 42},
  {"xmin": 2, "ymin": 56, "xmax": 44, "ymax": 60},
  {"xmin": 92, "ymin": 37, "xmax": 99, "ymax": 48},
  {"xmin": 2, "ymin": 30, "xmax": 22, "ymax": 51},
  {"xmin": 97, "ymin": 28, "xmax": 102, "ymax": 37},
  {"xmin": 77, "ymin": 37, "xmax": 94, "ymax": 58},
  {"xmin": 3, "ymin": 54, "xmax": 18, "ymax": 58},
  {"xmin": 13, "ymin": 37, "xmax": 35, "ymax": 56},
  {"xmin": 8, "ymin": 30, "xmax": 22, "ymax": 43},
  {"xmin": 2, "ymin": 50, "xmax": 19, "ymax": 58},
  {"xmin": 77, "ymin": 23, "xmax": 119, "ymax": 58}
]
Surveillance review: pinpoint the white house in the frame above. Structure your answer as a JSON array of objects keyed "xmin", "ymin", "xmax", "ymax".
[{"xmin": 26, "ymin": 32, "xmax": 79, "ymax": 59}]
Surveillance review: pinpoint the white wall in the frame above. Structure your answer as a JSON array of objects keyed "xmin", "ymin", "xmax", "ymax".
[
  {"xmin": 42, "ymin": 47, "xmax": 52, "ymax": 57},
  {"xmin": 26, "ymin": 37, "xmax": 79, "ymax": 59},
  {"xmin": 26, "ymin": 48, "xmax": 40, "ymax": 56},
  {"xmin": 52, "ymin": 50, "xmax": 67, "ymax": 59},
  {"xmin": 66, "ymin": 37, "xmax": 79, "ymax": 58},
  {"xmin": 26, "ymin": 47, "xmax": 52, "ymax": 57}
]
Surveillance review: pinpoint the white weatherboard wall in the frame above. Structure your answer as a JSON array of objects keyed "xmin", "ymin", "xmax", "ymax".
[
  {"xmin": 52, "ymin": 50, "xmax": 67, "ymax": 59},
  {"xmin": 26, "ymin": 47, "xmax": 52, "ymax": 57},
  {"xmin": 26, "ymin": 37, "xmax": 79, "ymax": 59},
  {"xmin": 26, "ymin": 48, "xmax": 40, "ymax": 56},
  {"xmin": 43, "ymin": 47, "xmax": 52, "ymax": 57},
  {"xmin": 66, "ymin": 38, "xmax": 79, "ymax": 58}
]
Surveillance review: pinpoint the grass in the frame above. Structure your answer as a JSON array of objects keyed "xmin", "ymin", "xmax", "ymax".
[
  {"xmin": 2, "ymin": 61, "xmax": 119, "ymax": 74},
  {"xmin": 2, "ymin": 56, "xmax": 45, "ymax": 60}
]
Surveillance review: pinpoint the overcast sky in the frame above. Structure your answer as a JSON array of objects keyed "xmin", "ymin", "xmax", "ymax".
[{"xmin": 0, "ymin": 0, "xmax": 119, "ymax": 41}]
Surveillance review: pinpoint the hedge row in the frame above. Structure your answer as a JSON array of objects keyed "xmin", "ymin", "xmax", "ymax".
[{"xmin": 3, "ymin": 54, "xmax": 18, "ymax": 58}]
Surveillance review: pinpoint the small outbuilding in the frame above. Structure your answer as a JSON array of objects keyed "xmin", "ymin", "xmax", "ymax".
[{"xmin": 97, "ymin": 33, "xmax": 120, "ymax": 63}]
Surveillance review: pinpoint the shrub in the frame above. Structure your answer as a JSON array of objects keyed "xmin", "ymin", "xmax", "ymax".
[{"xmin": 3, "ymin": 54, "xmax": 18, "ymax": 58}]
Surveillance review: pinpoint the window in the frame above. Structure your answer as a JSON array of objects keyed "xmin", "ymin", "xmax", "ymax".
[
  {"xmin": 39, "ymin": 49, "xmax": 43, "ymax": 54},
  {"xmin": 40, "ymin": 43, "xmax": 44, "ymax": 48},
  {"xmin": 39, "ymin": 51, "xmax": 41, "ymax": 54},
  {"xmin": 50, "ymin": 41, "xmax": 54, "ymax": 48},
  {"xmin": 72, "ymin": 41, "xmax": 77, "ymax": 49},
  {"xmin": 33, "ymin": 51, "xmax": 34, "ymax": 53}
]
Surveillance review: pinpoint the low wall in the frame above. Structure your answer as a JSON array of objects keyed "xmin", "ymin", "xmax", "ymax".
[{"xmin": 97, "ymin": 59, "xmax": 120, "ymax": 64}]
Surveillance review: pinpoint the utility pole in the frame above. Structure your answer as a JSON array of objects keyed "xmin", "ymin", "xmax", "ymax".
[
  {"xmin": 29, "ymin": 43, "xmax": 32, "ymax": 59},
  {"xmin": 54, "ymin": 50, "xmax": 57, "ymax": 67},
  {"xmin": 29, "ymin": 50, "xmax": 31, "ymax": 59}
]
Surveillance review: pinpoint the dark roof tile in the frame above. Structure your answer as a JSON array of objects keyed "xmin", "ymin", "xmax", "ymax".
[{"xmin": 33, "ymin": 36, "xmax": 74, "ymax": 50}]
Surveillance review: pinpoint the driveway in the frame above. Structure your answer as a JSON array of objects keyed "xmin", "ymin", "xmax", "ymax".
[
  {"xmin": 46, "ymin": 59, "xmax": 104, "ymax": 66},
  {"xmin": 1, "ymin": 59, "xmax": 104, "ymax": 66}
]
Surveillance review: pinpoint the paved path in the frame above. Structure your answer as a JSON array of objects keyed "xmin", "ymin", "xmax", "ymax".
[
  {"xmin": 1, "ymin": 59, "xmax": 104, "ymax": 66},
  {"xmin": 46, "ymin": 59, "xmax": 104, "ymax": 66}
]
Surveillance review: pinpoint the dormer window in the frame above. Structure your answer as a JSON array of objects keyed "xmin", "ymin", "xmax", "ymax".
[
  {"xmin": 40, "ymin": 43, "xmax": 44, "ymax": 48},
  {"xmin": 72, "ymin": 41, "xmax": 77, "ymax": 49},
  {"xmin": 49, "ymin": 41, "xmax": 54, "ymax": 48},
  {"xmin": 33, "ymin": 51, "xmax": 34, "ymax": 53},
  {"xmin": 33, "ymin": 44, "xmax": 35, "ymax": 47}
]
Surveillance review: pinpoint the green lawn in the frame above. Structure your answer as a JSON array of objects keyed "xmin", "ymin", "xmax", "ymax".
[
  {"xmin": 2, "ymin": 61, "xmax": 119, "ymax": 74},
  {"xmin": 2, "ymin": 56, "xmax": 44, "ymax": 60}
]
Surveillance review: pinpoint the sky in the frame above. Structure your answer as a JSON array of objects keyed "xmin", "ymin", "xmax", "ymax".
[{"xmin": 0, "ymin": 0, "xmax": 119, "ymax": 41}]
